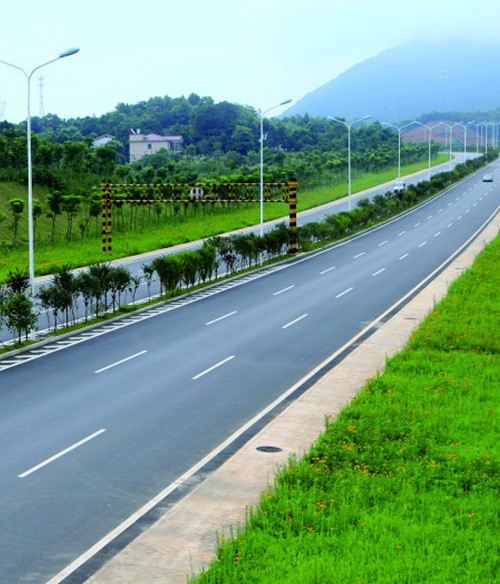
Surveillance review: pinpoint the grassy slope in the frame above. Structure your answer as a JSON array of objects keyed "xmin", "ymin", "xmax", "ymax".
[
  {"xmin": 0, "ymin": 156, "xmax": 448, "ymax": 281},
  {"xmin": 191, "ymin": 235, "xmax": 499, "ymax": 583}
]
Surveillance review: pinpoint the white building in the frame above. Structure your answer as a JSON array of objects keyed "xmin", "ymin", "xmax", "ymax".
[
  {"xmin": 92, "ymin": 134, "xmax": 115, "ymax": 147},
  {"xmin": 129, "ymin": 129, "xmax": 183, "ymax": 161}
]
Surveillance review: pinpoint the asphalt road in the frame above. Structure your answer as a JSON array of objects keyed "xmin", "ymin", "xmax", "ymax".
[
  {"xmin": 0, "ymin": 161, "xmax": 498, "ymax": 583},
  {"xmin": 0, "ymin": 153, "xmax": 475, "ymax": 346}
]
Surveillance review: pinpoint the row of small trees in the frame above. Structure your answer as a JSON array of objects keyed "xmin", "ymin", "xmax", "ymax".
[{"xmin": 0, "ymin": 153, "xmax": 494, "ymax": 345}]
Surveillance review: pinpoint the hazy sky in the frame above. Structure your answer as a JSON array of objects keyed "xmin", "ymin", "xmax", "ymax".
[{"xmin": 1, "ymin": 0, "xmax": 498, "ymax": 123}]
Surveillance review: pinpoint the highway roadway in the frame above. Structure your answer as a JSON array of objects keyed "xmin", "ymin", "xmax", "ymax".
[
  {"xmin": 0, "ymin": 154, "xmax": 474, "ymax": 346},
  {"xmin": 0, "ymin": 162, "xmax": 498, "ymax": 582}
]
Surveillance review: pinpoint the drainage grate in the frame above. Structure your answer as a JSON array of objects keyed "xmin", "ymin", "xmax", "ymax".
[{"xmin": 256, "ymin": 445, "xmax": 283, "ymax": 453}]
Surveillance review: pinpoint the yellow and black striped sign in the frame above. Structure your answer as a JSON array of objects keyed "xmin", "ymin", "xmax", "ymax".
[{"xmin": 100, "ymin": 180, "xmax": 298, "ymax": 255}]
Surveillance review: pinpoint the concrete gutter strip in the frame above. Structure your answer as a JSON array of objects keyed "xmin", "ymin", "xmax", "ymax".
[{"xmin": 79, "ymin": 212, "xmax": 498, "ymax": 584}]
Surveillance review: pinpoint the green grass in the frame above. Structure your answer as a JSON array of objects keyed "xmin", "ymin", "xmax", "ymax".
[
  {"xmin": 0, "ymin": 156, "xmax": 448, "ymax": 281},
  {"xmin": 190, "ymin": 235, "xmax": 499, "ymax": 583}
]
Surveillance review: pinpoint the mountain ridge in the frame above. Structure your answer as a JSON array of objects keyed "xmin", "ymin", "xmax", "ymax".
[{"xmin": 283, "ymin": 39, "xmax": 500, "ymax": 122}]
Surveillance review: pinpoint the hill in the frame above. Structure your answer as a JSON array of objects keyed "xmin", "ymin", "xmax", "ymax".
[{"xmin": 284, "ymin": 39, "xmax": 500, "ymax": 122}]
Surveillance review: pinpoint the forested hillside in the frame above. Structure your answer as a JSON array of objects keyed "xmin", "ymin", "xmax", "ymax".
[{"xmin": 0, "ymin": 95, "xmax": 434, "ymax": 193}]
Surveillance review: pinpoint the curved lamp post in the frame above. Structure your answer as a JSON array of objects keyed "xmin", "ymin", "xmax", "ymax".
[
  {"xmin": 467, "ymin": 121, "xmax": 480, "ymax": 153},
  {"xmin": 439, "ymin": 123, "xmax": 453, "ymax": 171},
  {"xmin": 0, "ymin": 48, "xmax": 80, "ymax": 302},
  {"xmin": 452, "ymin": 122, "xmax": 467, "ymax": 163},
  {"xmin": 245, "ymin": 99, "xmax": 292, "ymax": 237},
  {"xmin": 382, "ymin": 121, "xmax": 418, "ymax": 180},
  {"xmin": 330, "ymin": 115, "xmax": 371, "ymax": 210},
  {"xmin": 411, "ymin": 121, "xmax": 433, "ymax": 181}
]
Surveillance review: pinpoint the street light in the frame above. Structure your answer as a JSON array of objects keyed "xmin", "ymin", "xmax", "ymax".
[
  {"xmin": 382, "ymin": 121, "xmax": 417, "ymax": 180},
  {"xmin": 244, "ymin": 99, "xmax": 292, "ymax": 237},
  {"xmin": 330, "ymin": 115, "xmax": 371, "ymax": 210},
  {"xmin": 439, "ymin": 123, "xmax": 453, "ymax": 171},
  {"xmin": 452, "ymin": 122, "xmax": 467, "ymax": 163},
  {"xmin": 411, "ymin": 121, "xmax": 433, "ymax": 181},
  {"xmin": 467, "ymin": 121, "xmax": 480, "ymax": 153},
  {"xmin": 0, "ymin": 48, "xmax": 80, "ymax": 301}
]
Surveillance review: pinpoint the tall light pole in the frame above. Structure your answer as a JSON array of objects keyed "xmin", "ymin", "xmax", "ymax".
[
  {"xmin": 0, "ymin": 48, "xmax": 80, "ymax": 300},
  {"xmin": 452, "ymin": 122, "xmax": 467, "ymax": 163},
  {"xmin": 330, "ymin": 115, "xmax": 371, "ymax": 210},
  {"xmin": 412, "ymin": 121, "xmax": 433, "ymax": 181},
  {"xmin": 382, "ymin": 121, "xmax": 417, "ymax": 180},
  {"xmin": 440, "ymin": 123, "xmax": 453, "ymax": 171},
  {"xmin": 245, "ymin": 99, "xmax": 292, "ymax": 236},
  {"xmin": 468, "ymin": 121, "xmax": 480, "ymax": 153},
  {"xmin": 481, "ymin": 121, "xmax": 489, "ymax": 154}
]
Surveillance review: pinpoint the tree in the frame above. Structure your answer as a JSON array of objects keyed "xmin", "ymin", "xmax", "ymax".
[
  {"xmin": 152, "ymin": 255, "xmax": 181, "ymax": 295},
  {"xmin": 32, "ymin": 198, "xmax": 43, "ymax": 241},
  {"xmin": 108, "ymin": 266, "xmax": 131, "ymax": 312},
  {"xmin": 127, "ymin": 275, "xmax": 142, "ymax": 304},
  {"xmin": 46, "ymin": 190, "xmax": 64, "ymax": 243},
  {"xmin": 9, "ymin": 198, "xmax": 24, "ymax": 248},
  {"xmin": 61, "ymin": 194, "xmax": 83, "ymax": 240},
  {"xmin": 4, "ymin": 291, "xmax": 37, "ymax": 343},
  {"xmin": 141, "ymin": 263, "xmax": 155, "ymax": 299},
  {"xmin": 5, "ymin": 269, "xmax": 29, "ymax": 294},
  {"xmin": 86, "ymin": 263, "xmax": 112, "ymax": 317}
]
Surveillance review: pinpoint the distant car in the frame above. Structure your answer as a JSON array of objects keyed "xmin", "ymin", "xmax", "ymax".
[
  {"xmin": 483, "ymin": 173, "xmax": 493, "ymax": 182},
  {"xmin": 393, "ymin": 181, "xmax": 406, "ymax": 195}
]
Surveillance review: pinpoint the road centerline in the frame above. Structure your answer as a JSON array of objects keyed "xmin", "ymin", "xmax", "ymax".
[
  {"xmin": 95, "ymin": 350, "xmax": 148, "ymax": 374},
  {"xmin": 273, "ymin": 285, "xmax": 295, "ymax": 296},
  {"xmin": 206, "ymin": 311, "xmax": 237, "ymax": 325},
  {"xmin": 282, "ymin": 313, "xmax": 308, "ymax": 330},
  {"xmin": 336, "ymin": 287, "xmax": 353, "ymax": 299},
  {"xmin": 18, "ymin": 429, "xmax": 107, "ymax": 478},
  {"xmin": 192, "ymin": 356, "xmax": 235, "ymax": 380}
]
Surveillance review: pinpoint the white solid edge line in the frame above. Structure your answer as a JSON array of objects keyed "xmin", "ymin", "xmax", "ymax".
[
  {"xmin": 206, "ymin": 311, "xmax": 238, "ymax": 325},
  {"xmin": 18, "ymin": 429, "xmax": 106, "ymax": 479},
  {"xmin": 46, "ymin": 205, "xmax": 499, "ymax": 584},
  {"xmin": 192, "ymin": 355, "xmax": 235, "ymax": 380},
  {"xmin": 95, "ymin": 350, "xmax": 147, "ymax": 374}
]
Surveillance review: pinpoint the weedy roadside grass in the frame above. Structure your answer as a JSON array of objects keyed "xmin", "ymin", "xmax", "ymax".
[
  {"xmin": 0, "ymin": 156, "xmax": 448, "ymax": 281},
  {"xmin": 190, "ymin": 236, "xmax": 499, "ymax": 583}
]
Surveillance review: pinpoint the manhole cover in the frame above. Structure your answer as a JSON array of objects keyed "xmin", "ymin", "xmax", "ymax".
[{"xmin": 256, "ymin": 445, "xmax": 283, "ymax": 453}]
